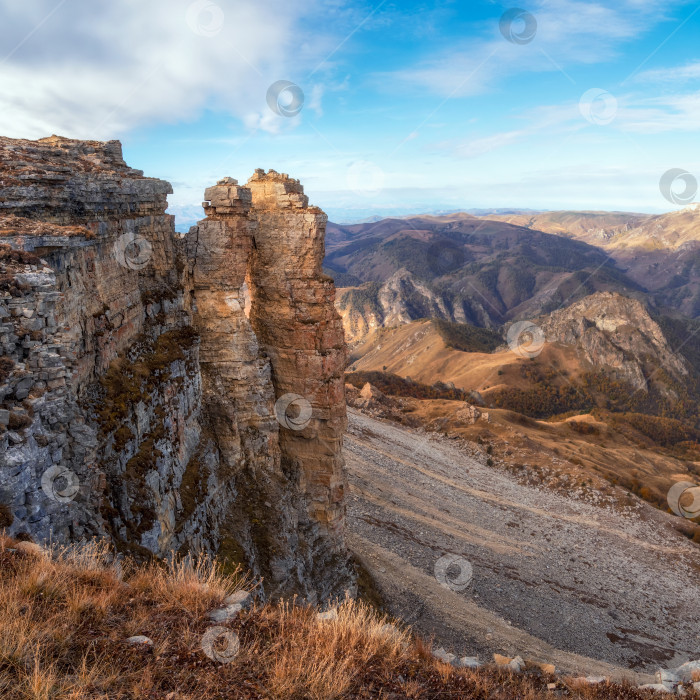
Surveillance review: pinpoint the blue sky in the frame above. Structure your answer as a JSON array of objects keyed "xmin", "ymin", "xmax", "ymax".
[{"xmin": 2, "ymin": 0, "xmax": 700, "ymax": 226}]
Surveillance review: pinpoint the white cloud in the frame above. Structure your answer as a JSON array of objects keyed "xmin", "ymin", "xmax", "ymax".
[
  {"xmin": 0, "ymin": 0, "xmax": 331, "ymax": 139},
  {"xmin": 635, "ymin": 61, "xmax": 700, "ymax": 84},
  {"xmin": 380, "ymin": 0, "xmax": 690, "ymax": 98},
  {"xmin": 308, "ymin": 84, "xmax": 324, "ymax": 118},
  {"xmin": 439, "ymin": 79, "xmax": 700, "ymax": 159}
]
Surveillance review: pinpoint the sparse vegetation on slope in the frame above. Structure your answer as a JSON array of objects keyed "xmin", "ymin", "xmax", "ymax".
[
  {"xmin": 431, "ymin": 319, "xmax": 502, "ymax": 353},
  {"xmin": 0, "ymin": 536, "xmax": 689, "ymax": 699},
  {"xmin": 346, "ymin": 370, "xmax": 470, "ymax": 401}
]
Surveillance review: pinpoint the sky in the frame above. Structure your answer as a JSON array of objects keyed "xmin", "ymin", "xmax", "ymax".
[{"xmin": 1, "ymin": 0, "xmax": 700, "ymax": 227}]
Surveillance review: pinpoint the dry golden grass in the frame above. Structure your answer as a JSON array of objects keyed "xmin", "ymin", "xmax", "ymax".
[{"xmin": 0, "ymin": 534, "xmax": 693, "ymax": 699}]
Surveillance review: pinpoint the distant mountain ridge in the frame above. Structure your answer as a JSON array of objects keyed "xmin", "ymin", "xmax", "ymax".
[{"xmin": 327, "ymin": 207, "xmax": 700, "ymax": 343}]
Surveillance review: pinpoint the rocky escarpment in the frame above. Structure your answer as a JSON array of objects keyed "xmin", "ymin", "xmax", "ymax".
[
  {"xmin": 0, "ymin": 136, "xmax": 352, "ymax": 601},
  {"xmin": 533, "ymin": 292, "xmax": 689, "ymax": 393},
  {"xmin": 337, "ymin": 269, "xmax": 495, "ymax": 345},
  {"xmin": 186, "ymin": 173, "xmax": 352, "ymax": 598}
]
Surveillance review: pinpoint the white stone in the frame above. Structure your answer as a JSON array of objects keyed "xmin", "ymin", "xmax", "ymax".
[
  {"xmin": 458, "ymin": 656, "xmax": 481, "ymax": 669},
  {"xmin": 656, "ymin": 669, "xmax": 680, "ymax": 686},
  {"xmin": 433, "ymin": 647, "xmax": 457, "ymax": 665},
  {"xmin": 509, "ymin": 655, "xmax": 525, "ymax": 672},
  {"xmin": 125, "ymin": 636, "xmax": 153, "ymax": 646},
  {"xmin": 316, "ymin": 608, "xmax": 338, "ymax": 621},
  {"xmin": 208, "ymin": 603, "xmax": 242, "ymax": 623},
  {"xmin": 224, "ymin": 590, "xmax": 251, "ymax": 607},
  {"xmin": 675, "ymin": 661, "xmax": 700, "ymax": 682}
]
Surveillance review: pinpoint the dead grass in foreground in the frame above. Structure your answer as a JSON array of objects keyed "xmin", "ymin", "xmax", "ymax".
[{"xmin": 0, "ymin": 535, "xmax": 693, "ymax": 699}]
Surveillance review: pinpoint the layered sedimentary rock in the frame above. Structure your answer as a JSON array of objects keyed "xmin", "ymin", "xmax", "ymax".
[
  {"xmin": 184, "ymin": 173, "xmax": 352, "ymax": 598},
  {"xmin": 246, "ymin": 171, "xmax": 348, "ymax": 537},
  {"xmin": 0, "ymin": 136, "xmax": 352, "ymax": 601}
]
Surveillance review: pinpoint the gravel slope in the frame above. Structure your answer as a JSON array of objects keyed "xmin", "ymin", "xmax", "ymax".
[{"xmin": 344, "ymin": 408, "xmax": 700, "ymax": 682}]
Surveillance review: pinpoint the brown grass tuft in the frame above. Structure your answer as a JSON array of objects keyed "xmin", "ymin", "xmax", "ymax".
[{"xmin": 0, "ymin": 534, "xmax": 694, "ymax": 699}]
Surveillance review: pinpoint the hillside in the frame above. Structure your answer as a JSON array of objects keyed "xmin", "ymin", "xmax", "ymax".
[
  {"xmin": 483, "ymin": 210, "xmax": 652, "ymax": 248},
  {"xmin": 348, "ymin": 318, "xmax": 537, "ymax": 391},
  {"xmin": 483, "ymin": 208, "xmax": 700, "ymax": 317},
  {"xmin": 345, "ymin": 293, "xmax": 700, "ymax": 514},
  {"xmin": 328, "ymin": 208, "xmax": 700, "ymax": 343},
  {"xmin": 327, "ymin": 215, "xmax": 647, "ymax": 343},
  {"xmin": 345, "ymin": 408, "xmax": 700, "ymax": 678},
  {"xmin": 349, "ymin": 293, "xmax": 696, "ymax": 406},
  {"xmin": 484, "ymin": 206, "xmax": 700, "ymax": 253}
]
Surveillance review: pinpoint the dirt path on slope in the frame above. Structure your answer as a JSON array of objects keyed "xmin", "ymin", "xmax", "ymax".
[{"xmin": 344, "ymin": 408, "xmax": 700, "ymax": 680}]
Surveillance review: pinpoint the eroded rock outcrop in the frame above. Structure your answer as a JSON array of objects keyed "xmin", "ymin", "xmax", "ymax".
[
  {"xmin": 246, "ymin": 171, "xmax": 348, "ymax": 539},
  {"xmin": 0, "ymin": 137, "xmax": 352, "ymax": 601},
  {"xmin": 534, "ymin": 292, "xmax": 689, "ymax": 393},
  {"xmin": 186, "ymin": 174, "xmax": 352, "ymax": 599},
  {"xmin": 336, "ymin": 268, "xmax": 494, "ymax": 345}
]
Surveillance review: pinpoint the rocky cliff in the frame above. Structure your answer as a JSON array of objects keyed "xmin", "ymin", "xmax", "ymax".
[
  {"xmin": 0, "ymin": 136, "xmax": 352, "ymax": 602},
  {"xmin": 533, "ymin": 292, "xmax": 689, "ymax": 393}
]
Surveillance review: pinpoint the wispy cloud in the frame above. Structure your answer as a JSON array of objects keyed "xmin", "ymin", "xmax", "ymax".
[
  {"xmin": 379, "ymin": 0, "xmax": 690, "ymax": 98},
  {"xmin": 438, "ymin": 75, "xmax": 700, "ymax": 159},
  {"xmin": 635, "ymin": 61, "xmax": 700, "ymax": 84}
]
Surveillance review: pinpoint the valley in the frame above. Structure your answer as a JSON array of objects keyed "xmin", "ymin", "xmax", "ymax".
[
  {"xmin": 345, "ymin": 408, "xmax": 700, "ymax": 679},
  {"xmin": 329, "ymin": 208, "xmax": 700, "ymax": 341},
  {"xmin": 332, "ymin": 208, "xmax": 700, "ymax": 610}
]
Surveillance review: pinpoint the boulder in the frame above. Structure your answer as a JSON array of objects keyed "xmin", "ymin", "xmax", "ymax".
[
  {"xmin": 458, "ymin": 657, "xmax": 481, "ymax": 669},
  {"xmin": 224, "ymin": 590, "xmax": 251, "ymax": 608},
  {"xmin": 493, "ymin": 653, "xmax": 512, "ymax": 666},
  {"xmin": 656, "ymin": 669, "xmax": 681, "ymax": 686},
  {"xmin": 675, "ymin": 660, "xmax": 700, "ymax": 682}
]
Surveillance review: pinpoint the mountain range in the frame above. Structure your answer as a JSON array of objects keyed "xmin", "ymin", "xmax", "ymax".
[{"xmin": 327, "ymin": 207, "xmax": 700, "ymax": 343}]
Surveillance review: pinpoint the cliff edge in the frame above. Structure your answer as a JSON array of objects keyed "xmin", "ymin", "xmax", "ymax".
[{"xmin": 0, "ymin": 136, "xmax": 353, "ymax": 602}]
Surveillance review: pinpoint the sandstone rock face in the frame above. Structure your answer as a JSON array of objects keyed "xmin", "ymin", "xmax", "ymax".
[
  {"xmin": 246, "ymin": 170, "xmax": 348, "ymax": 537},
  {"xmin": 186, "ymin": 175, "xmax": 352, "ymax": 599},
  {"xmin": 0, "ymin": 137, "xmax": 352, "ymax": 602}
]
